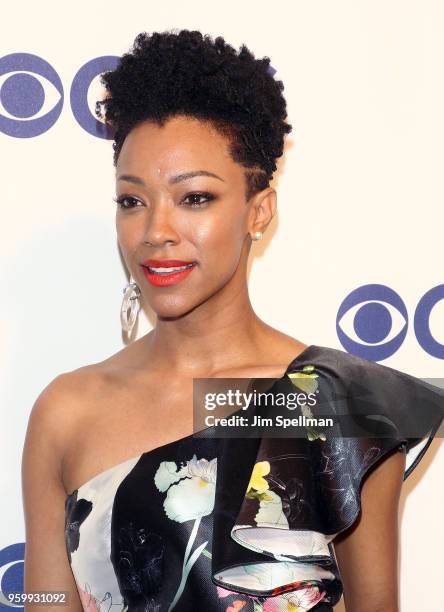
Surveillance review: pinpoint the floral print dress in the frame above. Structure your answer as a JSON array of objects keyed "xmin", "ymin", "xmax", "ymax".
[{"xmin": 64, "ymin": 345, "xmax": 444, "ymax": 611}]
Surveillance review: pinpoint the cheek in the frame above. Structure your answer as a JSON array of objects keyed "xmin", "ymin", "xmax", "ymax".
[
  {"xmin": 185, "ymin": 208, "xmax": 247, "ymax": 292},
  {"xmin": 191, "ymin": 206, "xmax": 247, "ymax": 260},
  {"xmin": 116, "ymin": 216, "xmax": 143, "ymax": 256}
]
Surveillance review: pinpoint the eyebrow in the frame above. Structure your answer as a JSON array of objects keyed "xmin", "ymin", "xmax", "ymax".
[{"xmin": 116, "ymin": 170, "xmax": 225, "ymax": 185}]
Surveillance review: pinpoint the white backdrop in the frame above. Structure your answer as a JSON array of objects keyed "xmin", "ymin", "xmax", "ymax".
[{"xmin": 1, "ymin": 1, "xmax": 443, "ymax": 610}]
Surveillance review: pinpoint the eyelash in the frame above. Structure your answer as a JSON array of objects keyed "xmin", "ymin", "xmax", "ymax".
[{"xmin": 113, "ymin": 192, "xmax": 215, "ymax": 210}]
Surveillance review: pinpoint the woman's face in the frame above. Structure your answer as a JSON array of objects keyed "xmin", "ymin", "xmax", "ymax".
[{"xmin": 115, "ymin": 115, "xmax": 275, "ymax": 318}]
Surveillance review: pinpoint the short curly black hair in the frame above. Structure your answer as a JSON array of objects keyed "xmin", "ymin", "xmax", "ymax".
[{"xmin": 95, "ymin": 29, "xmax": 292, "ymax": 200}]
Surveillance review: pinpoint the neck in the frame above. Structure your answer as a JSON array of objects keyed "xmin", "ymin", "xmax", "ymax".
[{"xmin": 142, "ymin": 279, "xmax": 274, "ymax": 376}]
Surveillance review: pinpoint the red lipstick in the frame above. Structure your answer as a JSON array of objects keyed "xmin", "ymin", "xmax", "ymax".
[{"xmin": 141, "ymin": 259, "xmax": 197, "ymax": 287}]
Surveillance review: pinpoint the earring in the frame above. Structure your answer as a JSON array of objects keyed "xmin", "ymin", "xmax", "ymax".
[
  {"xmin": 120, "ymin": 274, "xmax": 141, "ymax": 335},
  {"xmin": 251, "ymin": 231, "xmax": 263, "ymax": 241}
]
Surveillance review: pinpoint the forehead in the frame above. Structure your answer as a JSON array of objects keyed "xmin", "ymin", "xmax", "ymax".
[{"xmin": 116, "ymin": 115, "xmax": 235, "ymax": 173}]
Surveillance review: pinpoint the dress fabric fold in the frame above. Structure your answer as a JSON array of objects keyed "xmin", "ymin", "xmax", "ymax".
[{"xmin": 64, "ymin": 345, "xmax": 444, "ymax": 611}]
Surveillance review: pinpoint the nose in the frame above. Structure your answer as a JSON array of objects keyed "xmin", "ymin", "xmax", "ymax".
[{"xmin": 143, "ymin": 201, "xmax": 180, "ymax": 247}]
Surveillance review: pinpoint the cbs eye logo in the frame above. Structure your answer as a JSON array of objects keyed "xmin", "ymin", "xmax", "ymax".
[
  {"xmin": 0, "ymin": 52, "xmax": 278, "ymax": 139},
  {"xmin": 0, "ymin": 543, "xmax": 24, "ymax": 609},
  {"xmin": 0, "ymin": 52, "xmax": 118, "ymax": 138},
  {"xmin": 337, "ymin": 283, "xmax": 444, "ymax": 361}
]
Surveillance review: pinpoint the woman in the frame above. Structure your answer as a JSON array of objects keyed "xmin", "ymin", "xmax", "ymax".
[{"xmin": 21, "ymin": 30, "xmax": 443, "ymax": 612}]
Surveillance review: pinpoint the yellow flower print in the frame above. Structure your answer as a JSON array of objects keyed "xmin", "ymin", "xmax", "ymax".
[
  {"xmin": 287, "ymin": 365, "xmax": 326, "ymax": 442},
  {"xmin": 286, "ymin": 364, "xmax": 318, "ymax": 394},
  {"xmin": 245, "ymin": 461, "xmax": 272, "ymax": 499}
]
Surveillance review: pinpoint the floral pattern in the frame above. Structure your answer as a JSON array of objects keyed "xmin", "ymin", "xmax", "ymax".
[
  {"xmin": 65, "ymin": 446, "xmax": 332, "ymax": 611},
  {"xmin": 154, "ymin": 455, "xmax": 217, "ymax": 610},
  {"xmin": 64, "ymin": 490, "xmax": 92, "ymax": 563},
  {"xmin": 63, "ymin": 344, "xmax": 444, "ymax": 611},
  {"xmin": 245, "ymin": 461, "xmax": 289, "ymax": 529},
  {"xmin": 216, "ymin": 583, "xmax": 327, "ymax": 612},
  {"xmin": 77, "ymin": 585, "xmax": 100, "ymax": 611},
  {"xmin": 155, "ymin": 454, "xmax": 217, "ymax": 522},
  {"xmin": 262, "ymin": 584, "xmax": 326, "ymax": 611},
  {"xmin": 286, "ymin": 365, "xmax": 326, "ymax": 442}
]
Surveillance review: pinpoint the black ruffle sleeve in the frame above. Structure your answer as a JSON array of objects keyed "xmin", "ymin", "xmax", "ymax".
[{"xmin": 210, "ymin": 344, "xmax": 444, "ymax": 609}]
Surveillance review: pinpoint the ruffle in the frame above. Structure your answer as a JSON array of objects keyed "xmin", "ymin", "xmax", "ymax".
[{"xmin": 210, "ymin": 345, "xmax": 444, "ymax": 608}]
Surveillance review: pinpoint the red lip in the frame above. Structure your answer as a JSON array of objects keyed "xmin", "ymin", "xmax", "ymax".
[
  {"xmin": 142, "ymin": 259, "xmax": 195, "ymax": 267},
  {"xmin": 140, "ymin": 259, "xmax": 197, "ymax": 287}
]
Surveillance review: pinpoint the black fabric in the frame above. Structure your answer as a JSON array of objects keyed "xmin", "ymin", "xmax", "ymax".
[
  {"xmin": 64, "ymin": 344, "xmax": 443, "ymax": 611},
  {"xmin": 211, "ymin": 345, "xmax": 444, "ymax": 606}
]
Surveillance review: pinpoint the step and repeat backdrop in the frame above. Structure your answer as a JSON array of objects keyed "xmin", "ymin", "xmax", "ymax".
[{"xmin": 1, "ymin": 1, "xmax": 443, "ymax": 610}]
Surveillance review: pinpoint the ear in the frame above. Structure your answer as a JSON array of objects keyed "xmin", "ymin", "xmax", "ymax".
[{"xmin": 247, "ymin": 187, "xmax": 277, "ymax": 238}]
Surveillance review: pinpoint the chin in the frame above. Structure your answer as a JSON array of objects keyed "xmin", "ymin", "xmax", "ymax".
[{"xmin": 151, "ymin": 296, "xmax": 201, "ymax": 320}]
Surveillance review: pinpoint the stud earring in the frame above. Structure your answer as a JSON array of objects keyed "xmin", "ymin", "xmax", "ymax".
[
  {"xmin": 251, "ymin": 231, "xmax": 263, "ymax": 241},
  {"xmin": 120, "ymin": 274, "xmax": 141, "ymax": 335}
]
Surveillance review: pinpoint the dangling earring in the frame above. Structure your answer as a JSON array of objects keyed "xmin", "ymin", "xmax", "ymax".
[
  {"xmin": 251, "ymin": 231, "xmax": 263, "ymax": 241},
  {"xmin": 120, "ymin": 274, "xmax": 141, "ymax": 335}
]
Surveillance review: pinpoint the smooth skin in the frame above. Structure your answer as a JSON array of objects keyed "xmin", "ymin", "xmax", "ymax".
[{"xmin": 22, "ymin": 114, "xmax": 405, "ymax": 611}]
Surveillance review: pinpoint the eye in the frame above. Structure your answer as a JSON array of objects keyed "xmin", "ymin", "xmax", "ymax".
[
  {"xmin": 181, "ymin": 192, "xmax": 215, "ymax": 208},
  {"xmin": 113, "ymin": 195, "xmax": 143, "ymax": 209}
]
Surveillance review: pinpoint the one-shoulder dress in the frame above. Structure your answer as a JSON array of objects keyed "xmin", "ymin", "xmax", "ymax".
[{"xmin": 64, "ymin": 344, "xmax": 444, "ymax": 611}]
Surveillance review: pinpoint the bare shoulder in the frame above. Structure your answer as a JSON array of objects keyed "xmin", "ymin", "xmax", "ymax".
[
  {"xmin": 25, "ymin": 340, "xmax": 144, "ymax": 464},
  {"xmin": 30, "ymin": 363, "xmax": 107, "ymax": 425},
  {"xmin": 23, "ymin": 368, "xmax": 102, "ymax": 481},
  {"xmin": 21, "ymin": 362, "xmax": 126, "ymax": 609},
  {"xmin": 32, "ymin": 332, "xmax": 151, "ymax": 413},
  {"xmin": 257, "ymin": 326, "xmax": 310, "ymax": 368}
]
